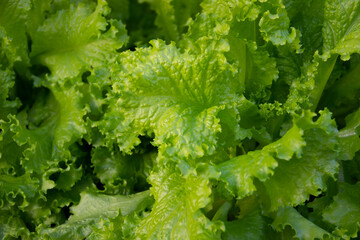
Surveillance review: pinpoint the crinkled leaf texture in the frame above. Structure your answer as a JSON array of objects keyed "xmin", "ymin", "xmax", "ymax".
[
  {"xmin": 259, "ymin": 6, "xmax": 301, "ymax": 50},
  {"xmin": 9, "ymin": 82, "xmax": 86, "ymax": 189},
  {"xmin": 0, "ymin": 0, "xmax": 30, "ymax": 64},
  {"xmin": 2, "ymin": 0, "xmax": 360, "ymax": 239},
  {"xmin": 136, "ymin": 164, "xmax": 224, "ymax": 240},
  {"xmin": 257, "ymin": 110, "xmax": 339, "ymax": 211},
  {"xmin": 38, "ymin": 190, "xmax": 152, "ymax": 240},
  {"xmin": 0, "ymin": 209, "xmax": 31, "ymax": 240},
  {"xmin": 0, "ymin": 173, "xmax": 39, "ymax": 209},
  {"xmin": 323, "ymin": 182, "xmax": 360, "ymax": 239},
  {"xmin": 272, "ymin": 207, "xmax": 333, "ymax": 240},
  {"xmin": 98, "ymin": 39, "xmax": 246, "ymax": 159},
  {"xmin": 217, "ymin": 122, "xmax": 304, "ymax": 199},
  {"xmin": 323, "ymin": 0, "xmax": 360, "ymax": 60},
  {"xmin": 218, "ymin": 110, "xmax": 338, "ymax": 212},
  {"xmin": 0, "ymin": 27, "xmax": 21, "ymax": 119},
  {"xmin": 91, "ymin": 147, "xmax": 154, "ymax": 194},
  {"xmin": 30, "ymin": 0, "xmax": 128, "ymax": 78}
]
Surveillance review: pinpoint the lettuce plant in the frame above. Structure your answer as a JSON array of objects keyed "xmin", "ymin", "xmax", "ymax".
[{"xmin": 1, "ymin": 0, "xmax": 360, "ymax": 239}]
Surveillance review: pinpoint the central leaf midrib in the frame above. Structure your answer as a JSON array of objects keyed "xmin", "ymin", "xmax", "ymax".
[{"xmin": 31, "ymin": 37, "xmax": 99, "ymax": 59}]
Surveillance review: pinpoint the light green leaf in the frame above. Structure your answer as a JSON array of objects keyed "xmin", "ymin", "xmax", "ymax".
[
  {"xmin": 136, "ymin": 164, "xmax": 223, "ymax": 239},
  {"xmin": 183, "ymin": 0, "xmax": 280, "ymax": 99},
  {"xmin": 323, "ymin": 182, "xmax": 360, "ymax": 239},
  {"xmin": 272, "ymin": 207, "xmax": 333, "ymax": 240},
  {"xmin": 225, "ymin": 18, "xmax": 279, "ymax": 98},
  {"xmin": 259, "ymin": 6, "xmax": 301, "ymax": 50},
  {"xmin": 338, "ymin": 108, "xmax": 360, "ymax": 160},
  {"xmin": 0, "ymin": 28, "xmax": 21, "ymax": 119},
  {"xmin": 87, "ymin": 211, "xmax": 146, "ymax": 240},
  {"xmin": 181, "ymin": 0, "xmax": 260, "ymax": 52},
  {"xmin": 217, "ymin": 123, "xmax": 304, "ymax": 199},
  {"xmin": 0, "ymin": 209, "xmax": 31, "ymax": 240},
  {"xmin": 26, "ymin": 0, "xmax": 51, "ymax": 37},
  {"xmin": 0, "ymin": 0, "xmax": 30, "ymax": 64},
  {"xmin": 97, "ymin": 40, "xmax": 246, "ymax": 159},
  {"xmin": 284, "ymin": 53, "xmax": 337, "ymax": 113},
  {"xmin": 0, "ymin": 173, "xmax": 40, "ymax": 209},
  {"xmin": 258, "ymin": 110, "xmax": 339, "ymax": 211},
  {"xmin": 10, "ymin": 82, "xmax": 86, "ymax": 189},
  {"xmin": 30, "ymin": 0, "xmax": 128, "ymax": 78},
  {"xmin": 70, "ymin": 191, "xmax": 152, "ymax": 221},
  {"xmin": 0, "ymin": 117, "xmax": 24, "ymax": 174},
  {"xmin": 323, "ymin": 0, "xmax": 360, "ymax": 60},
  {"xmin": 239, "ymin": 41, "xmax": 279, "ymax": 99},
  {"xmin": 39, "ymin": 191, "xmax": 152, "ymax": 240}
]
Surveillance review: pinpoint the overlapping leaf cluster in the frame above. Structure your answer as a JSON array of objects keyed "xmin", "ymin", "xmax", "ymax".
[{"xmin": 1, "ymin": 0, "xmax": 360, "ymax": 239}]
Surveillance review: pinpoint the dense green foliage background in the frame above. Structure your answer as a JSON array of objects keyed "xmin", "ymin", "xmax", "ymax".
[{"xmin": 1, "ymin": 0, "xmax": 360, "ymax": 239}]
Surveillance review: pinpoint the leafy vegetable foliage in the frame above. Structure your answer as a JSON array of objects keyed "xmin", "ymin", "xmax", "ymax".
[{"xmin": 1, "ymin": 0, "xmax": 360, "ymax": 239}]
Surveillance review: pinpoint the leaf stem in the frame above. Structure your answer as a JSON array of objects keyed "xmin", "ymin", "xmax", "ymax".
[
  {"xmin": 212, "ymin": 200, "xmax": 233, "ymax": 221},
  {"xmin": 309, "ymin": 55, "xmax": 338, "ymax": 111}
]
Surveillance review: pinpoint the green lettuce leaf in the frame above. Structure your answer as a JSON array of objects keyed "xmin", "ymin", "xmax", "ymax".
[
  {"xmin": 1, "ymin": 1, "xmax": 360, "ymax": 239},
  {"xmin": 272, "ymin": 207, "xmax": 333, "ymax": 240},
  {"xmin": 259, "ymin": 6, "xmax": 301, "ymax": 50},
  {"xmin": 182, "ymin": 0, "xmax": 285, "ymax": 100},
  {"xmin": 222, "ymin": 196, "xmax": 269, "ymax": 240},
  {"xmin": 258, "ymin": 110, "xmax": 339, "ymax": 211},
  {"xmin": 0, "ymin": 27, "xmax": 21, "ymax": 119},
  {"xmin": 87, "ymin": 212, "xmax": 144, "ymax": 240},
  {"xmin": 0, "ymin": 173, "xmax": 40, "ymax": 210},
  {"xmin": 223, "ymin": 211, "xmax": 267, "ymax": 240},
  {"xmin": 323, "ymin": 182, "xmax": 360, "ymax": 239},
  {"xmin": 281, "ymin": 53, "xmax": 337, "ymax": 113},
  {"xmin": 0, "ymin": 209, "xmax": 31, "ymax": 240},
  {"xmin": 8, "ymin": 81, "xmax": 87, "ymax": 191},
  {"xmin": 39, "ymin": 190, "xmax": 152, "ymax": 240},
  {"xmin": 97, "ymin": 40, "xmax": 246, "ymax": 159},
  {"xmin": 136, "ymin": 163, "xmax": 223, "ymax": 239},
  {"xmin": 338, "ymin": 108, "xmax": 360, "ymax": 160},
  {"xmin": 319, "ymin": 58, "xmax": 360, "ymax": 117},
  {"xmin": 323, "ymin": 0, "xmax": 360, "ymax": 60},
  {"xmin": 0, "ymin": 115, "xmax": 25, "ymax": 175},
  {"xmin": 0, "ymin": 64, "xmax": 16, "ymax": 116},
  {"xmin": 91, "ymin": 147, "xmax": 154, "ymax": 194},
  {"xmin": 30, "ymin": 0, "xmax": 128, "ymax": 78},
  {"xmin": 217, "ymin": 121, "xmax": 304, "ymax": 199},
  {"xmin": 226, "ymin": 37, "xmax": 278, "ymax": 100},
  {"xmin": 284, "ymin": 0, "xmax": 325, "ymax": 60},
  {"xmin": 0, "ymin": 0, "xmax": 30, "ymax": 65}
]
